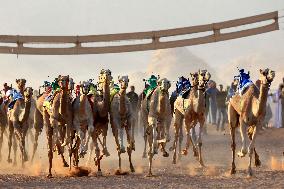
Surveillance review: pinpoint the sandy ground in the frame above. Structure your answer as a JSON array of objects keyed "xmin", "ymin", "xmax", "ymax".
[{"xmin": 0, "ymin": 125, "xmax": 284, "ymax": 189}]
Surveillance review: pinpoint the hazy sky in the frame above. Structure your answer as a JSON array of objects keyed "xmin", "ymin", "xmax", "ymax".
[{"xmin": 0, "ymin": 0, "xmax": 284, "ymax": 90}]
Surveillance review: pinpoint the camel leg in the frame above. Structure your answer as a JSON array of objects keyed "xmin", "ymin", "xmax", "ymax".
[
  {"xmin": 93, "ymin": 134, "xmax": 103, "ymax": 176},
  {"xmin": 172, "ymin": 111, "xmax": 182, "ymax": 164},
  {"xmin": 197, "ymin": 118, "xmax": 205, "ymax": 167},
  {"xmin": 58, "ymin": 126, "xmax": 69, "ymax": 167},
  {"xmin": 254, "ymin": 148, "xmax": 261, "ymax": 167},
  {"xmin": 46, "ymin": 124, "xmax": 53, "ymax": 178},
  {"xmin": 32, "ymin": 108, "xmax": 43, "ymax": 162},
  {"xmin": 31, "ymin": 128, "xmax": 41, "ymax": 162},
  {"xmin": 229, "ymin": 127, "xmax": 236, "ymax": 174},
  {"xmin": 238, "ymin": 120, "xmax": 249, "ymax": 157},
  {"xmin": 119, "ymin": 126, "xmax": 126, "ymax": 153},
  {"xmin": 158, "ymin": 121, "xmax": 168, "ymax": 157},
  {"xmin": 12, "ymin": 135, "xmax": 17, "ymax": 166},
  {"xmin": 247, "ymin": 126, "xmax": 258, "ymax": 177},
  {"xmin": 182, "ymin": 115, "xmax": 193, "ymax": 156},
  {"xmin": 7, "ymin": 121, "xmax": 14, "ymax": 163},
  {"xmin": 0, "ymin": 125, "xmax": 5, "ymax": 161},
  {"xmin": 111, "ymin": 120, "xmax": 122, "ymax": 173},
  {"xmin": 87, "ymin": 140, "xmax": 94, "ymax": 165},
  {"xmin": 14, "ymin": 126, "xmax": 26, "ymax": 168},
  {"xmin": 146, "ymin": 123, "xmax": 154, "ymax": 176},
  {"xmin": 125, "ymin": 123, "xmax": 135, "ymax": 172},
  {"xmin": 142, "ymin": 121, "xmax": 148, "ymax": 158}
]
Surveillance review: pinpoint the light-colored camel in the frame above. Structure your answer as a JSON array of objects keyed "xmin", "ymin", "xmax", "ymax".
[
  {"xmin": 90, "ymin": 69, "xmax": 111, "ymax": 176},
  {"xmin": 228, "ymin": 68, "xmax": 275, "ymax": 176},
  {"xmin": 72, "ymin": 81, "xmax": 94, "ymax": 158},
  {"xmin": 35, "ymin": 75, "xmax": 73, "ymax": 177},
  {"xmin": 172, "ymin": 70, "xmax": 211, "ymax": 166},
  {"xmin": 145, "ymin": 78, "xmax": 172, "ymax": 176},
  {"xmin": 170, "ymin": 72, "xmax": 198, "ymax": 163},
  {"xmin": 110, "ymin": 75, "xmax": 135, "ymax": 174},
  {"xmin": 0, "ymin": 97, "xmax": 8, "ymax": 161},
  {"xmin": 7, "ymin": 79, "xmax": 33, "ymax": 167}
]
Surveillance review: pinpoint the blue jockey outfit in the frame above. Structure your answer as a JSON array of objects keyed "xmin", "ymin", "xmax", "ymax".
[
  {"xmin": 237, "ymin": 69, "xmax": 253, "ymax": 95},
  {"xmin": 7, "ymin": 89, "xmax": 24, "ymax": 110},
  {"xmin": 176, "ymin": 76, "xmax": 191, "ymax": 98}
]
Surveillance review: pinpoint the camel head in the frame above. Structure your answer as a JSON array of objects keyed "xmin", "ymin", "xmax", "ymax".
[
  {"xmin": 68, "ymin": 78, "xmax": 75, "ymax": 91},
  {"xmin": 259, "ymin": 69, "xmax": 275, "ymax": 86},
  {"xmin": 198, "ymin": 70, "xmax": 211, "ymax": 89},
  {"xmin": 16, "ymin": 79, "xmax": 26, "ymax": 92},
  {"xmin": 118, "ymin": 75, "xmax": 129, "ymax": 90},
  {"xmin": 80, "ymin": 81, "xmax": 90, "ymax": 95},
  {"xmin": 99, "ymin": 69, "xmax": 112, "ymax": 85},
  {"xmin": 58, "ymin": 75, "xmax": 70, "ymax": 89},
  {"xmin": 157, "ymin": 78, "xmax": 171, "ymax": 93},
  {"xmin": 24, "ymin": 87, "xmax": 33, "ymax": 99},
  {"xmin": 190, "ymin": 72, "xmax": 199, "ymax": 86}
]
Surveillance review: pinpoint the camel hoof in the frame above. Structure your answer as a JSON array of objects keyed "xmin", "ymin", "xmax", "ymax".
[
  {"xmin": 181, "ymin": 150, "xmax": 188, "ymax": 156},
  {"xmin": 96, "ymin": 171, "xmax": 103, "ymax": 177},
  {"xmin": 199, "ymin": 161, "xmax": 205, "ymax": 167},
  {"xmin": 237, "ymin": 150, "xmax": 247, "ymax": 158},
  {"xmin": 169, "ymin": 146, "xmax": 174, "ymax": 151},
  {"xmin": 120, "ymin": 147, "xmax": 126, "ymax": 154},
  {"xmin": 142, "ymin": 152, "xmax": 147, "ymax": 158},
  {"xmin": 193, "ymin": 149, "xmax": 198, "ymax": 157},
  {"xmin": 47, "ymin": 174, "xmax": 53, "ymax": 178},
  {"xmin": 130, "ymin": 166, "xmax": 135, "ymax": 173},
  {"xmin": 255, "ymin": 159, "xmax": 261, "ymax": 167},
  {"xmin": 163, "ymin": 151, "xmax": 169, "ymax": 157},
  {"xmin": 63, "ymin": 162, "xmax": 69, "ymax": 167},
  {"xmin": 146, "ymin": 172, "xmax": 153, "ymax": 177},
  {"xmin": 247, "ymin": 168, "xmax": 253, "ymax": 177},
  {"xmin": 103, "ymin": 148, "xmax": 110, "ymax": 157},
  {"xmin": 7, "ymin": 158, "xmax": 12, "ymax": 163},
  {"xmin": 172, "ymin": 159, "xmax": 176, "ymax": 164},
  {"xmin": 230, "ymin": 168, "xmax": 236, "ymax": 175}
]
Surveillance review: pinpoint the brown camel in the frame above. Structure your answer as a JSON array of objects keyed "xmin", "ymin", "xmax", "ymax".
[
  {"xmin": 34, "ymin": 75, "xmax": 72, "ymax": 178},
  {"xmin": 32, "ymin": 78, "xmax": 74, "ymax": 163},
  {"xmin": 110, "ymin": 75, "xmax": 135, "ymax": 174},
  {"xmin": 90, "ymin": 69, "xmax": 111, "ymax": 176},
  {"xmin": 228, "ymin": 68, "xmax": 275, "ymax": 176},
  {"xmin": 144, "ymin": 78, "xmax": 172, "ymax": 176},
  {"xmin": 72, "ymin": 81, "xmax": 94, "ymax": 159},
  {"xmin": 172, "ymin": 70, "xmax": 211, "ymax": 166},
  {"xmin": 7, "ymin": 79, "xmax": 33, "ymax": 167}
]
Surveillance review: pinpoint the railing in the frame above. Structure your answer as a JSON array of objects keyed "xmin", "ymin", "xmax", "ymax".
[{"xmin": 0, "ymin": 11, "xmax": 279, "ymax": 55}]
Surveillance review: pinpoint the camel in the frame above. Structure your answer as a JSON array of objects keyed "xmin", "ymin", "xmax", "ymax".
[
  {"xmin": 110, "ymin": 75, "xmax": 135, "ymax": 174},
  {"xmin": 34, "ymin": 75, "xmax": 73, "ymax": 177},
  {"xmin": 31, "ymin": 79, "xmax": 74, "ymax": 163},
  {"xmin": 0, "ymin": 95, "xmax": 8, "ymax": 162},
  {"xmin": 144, "ymin": 78, "xmax": 172, "ymax": 176},
  {"xmin": 89, "ymin": 69, "xmax": 111, "ymax": 176},
  {"xmin": 72, "ymin": 81, "xmax": 94, "ymax": 158},
  {"xmin": 228, "ymin": 68, "xmax": 275, "ymax": 176},
  {"xmin": 172, "ymin": 70, "xmax": 211, "ymax": 166},
  {"xmin": 6, "ymin": 79, "xmax": 33, "ymax": 167}
]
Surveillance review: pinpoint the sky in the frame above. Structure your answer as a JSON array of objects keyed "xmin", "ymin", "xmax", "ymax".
[{"xmin": 0, "ymin": 0, "xmax": 284, "ymax": 92}]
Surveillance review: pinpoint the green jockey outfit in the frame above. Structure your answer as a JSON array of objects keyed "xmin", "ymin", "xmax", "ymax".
[
  {"xmin": 110, "ymin": 81, "xmax": 120, "ymax": 102},
  {"xmin": 143, "ymin": 75, "xmax": 158, "ymax": 99}
]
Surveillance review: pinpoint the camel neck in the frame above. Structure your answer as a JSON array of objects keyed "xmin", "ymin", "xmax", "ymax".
[
  {"xmin": 119, "ymin": 88, "xmax": 127, "ymax": 116},
  {"xmin": 257, "ymin": 83, "xmax": 269, "ymax": 116}
]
